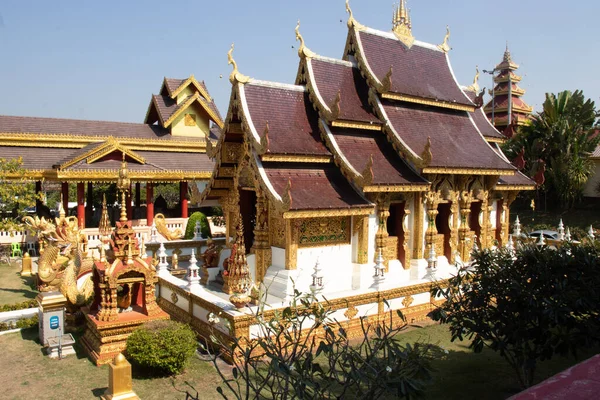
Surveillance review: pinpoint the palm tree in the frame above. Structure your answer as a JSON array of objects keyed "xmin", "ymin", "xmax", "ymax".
[{"xmin": 503, "ymin": 90, "xmax": 599, "ymax": 209}]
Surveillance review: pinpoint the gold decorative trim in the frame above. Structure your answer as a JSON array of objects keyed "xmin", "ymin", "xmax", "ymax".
[
  {"xmin": 295, "ymin": 20, "xmax": 315, "ymax": 59},
  {"xmin": 52, "ymin": 169, "xmax": 212, "ymax": 182},
  {"xmin": 437, "ymin": 26, "xmax": 451, "ymax": 53},
  {"xmin": 260, "ymin": 154, "xmax": 332, "ymax": 163},
  {"xmin": 283, "ymin": 207, "xmax": 374, "ymax": 219},
  {"xmin": 163, "ymin": 92, "xmax": 224, "ymax": 129},
  {"xmin": 228, "ymin": 43, "xmax": 250, "ymax": 84},
  {"xmin": 497, "ymin": 184, "xmax": 535, "ymax": 191},
  {"xmin": 466, "ymin": 66, "xmax": 480, "ymax": 93},
  {"xmin": 331, "ymin": 120, "xmax": 382, "ymax": 131},
  {"xmin": 363, "ymin": 184, "xmax": 429, "ymax": 193},
  {"xmin": 422, "ymin": 167, "xmax": 514, "ymax": 176},
  {"xmin": 485, "ymin": 137, "xmax": 506, "ymax": 144},
  {"xmin": 381, "ymin": 93, "xmax": 475, "ymax": 112},
  {"xmin": 169, "ymin": 74, "xmax": 214, "ymax": 103},
  {"xmin": 0, "ymin": 133, "xmax": 207, "ymax": 152}
]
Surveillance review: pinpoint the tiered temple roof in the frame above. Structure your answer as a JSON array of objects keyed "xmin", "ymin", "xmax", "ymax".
[
  {"xmin": 0, "ymin": 77, "xmax": 222, "ymax": 182},
  {"xmin": 203, "ymin": 1, "xmax": 534, "ymax": 215},
  {"xmin": 484, "ymin": 46, "xmax": 533, "ymax": 134}
]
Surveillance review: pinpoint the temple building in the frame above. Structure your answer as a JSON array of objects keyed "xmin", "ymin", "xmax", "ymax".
[
  {"xmin": 200, "ymin": 0, "xmax": 536, "ymax": 300},
  {"xmin": 483, "ymin": 46, "xmax": 533, "ymax": 135},
  {"xmin": 0, "ymin": 75, "xmax": 222, "ymax": 227}
]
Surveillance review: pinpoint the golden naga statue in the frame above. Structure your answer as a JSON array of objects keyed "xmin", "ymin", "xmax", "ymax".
[
  {"xmin": 23, "ymin": 205, "xmax": 94, "ymax": 307},
  {"xmin": 154, "ymin": 213, "xmax": 184, "ymax": 241}
]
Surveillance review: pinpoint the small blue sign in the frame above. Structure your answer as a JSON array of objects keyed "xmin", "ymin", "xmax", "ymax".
[{"xmin": 49, "ymin": 316, "xmax": 59, "ymax": 330}]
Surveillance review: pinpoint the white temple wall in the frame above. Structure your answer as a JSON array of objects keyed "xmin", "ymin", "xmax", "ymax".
[
  {"xmin": 295, "ymin": 244, "xmax": 353, "ymax": 293},
  {"xmin": 351, "ymin": 216, "xmax": 359, "ymax": 263},
  {"xmin": 247, "ymin": 253, "xmax": 256, "ymax": 282},
  {"xmin": 407, "ymin": 199, "xmax": 415, "ymax": 260},
  {"xmin": 490, "ymin": 200, "xmax": 498, "ymax": 229},
  {"xmin": 367, "ymin": 213, "xmax": 377, "ymax": 263},
  {"xmin": 271, "ymin": 246, "xmax": 285, "ymax": 269},
  {"xmin": 421, "ymin": 203, "xmax": 428, "ymax": 259}
]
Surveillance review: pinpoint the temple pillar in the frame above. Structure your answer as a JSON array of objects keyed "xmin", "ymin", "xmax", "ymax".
[
  {"xmin": 375, "ymin": 195, "xmax": 390, "ymax": 270},
  {"xmin": 180, "ymin": 181, "xmax": 188, "ymax": 219},
  {"xmin": 135, "ymin": 182, "xmax": 141, "ymax": 218},
  {"xmin": 479, "ymin": 192, "xmax": 491, "ymax": 248},
  {"xmin": 285, "ymin": 219, "xmax": 298, "ymax": 270},
  {"xmin": 126, "ymin": 185, "xmax": 132, "ymax": 221},
  {"xmin": 355, "ymin": 215, "xmax": 369, "ymax": 264},
  {"xmin": 424, "ymin": 192, "xmax": 440, "ymax": 260},
  {"xmin": 85, "ymin": 182, "xmax": 93, "ymax": 225},
  {"xmin": 146, "ymin": 182, "xmax": 154, "ymax": 226},
  {"xmin": 458, "ymin": 191, "xmax": 474, "ymax": 261},
  {"xmin": 402, "ymin": 200, "xmax": 412, "ymax": 269},
  {"xmin": 61, "ymin": 182, "xmax": 69, "ymax": 214},
  {"xmin": 77, "ymin": 182, "xmax": 85, "ymax": 228},
  {"xmin": 449, "ymin": 192, "xmax": 460, "ymax": 263},
  {"xmin": 501, "ymin": 192, "xmax": 518, "ymax": 243},
  {"xmin": 251, "ymin": 189, "xmax": 271, "ymax": 283},
  {"xmin": 412, "ymin": 192, "xmax": 424, "ymax": 259},
  {"xmin": 35, "ymin": 181, "xmax": 42, "ymax": 212}
]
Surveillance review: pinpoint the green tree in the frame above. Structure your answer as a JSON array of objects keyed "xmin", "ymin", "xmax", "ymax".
[
  {"xmin": 431, "ymin": 243, "xmax": 600, "ymax": 388},
  {"xmin": 0, "ymin": 157, "xmax": 39, "ymax": 224},
  {"xmin": 503, "ymin": 90, "xmax": 599, "ymax": 209}
]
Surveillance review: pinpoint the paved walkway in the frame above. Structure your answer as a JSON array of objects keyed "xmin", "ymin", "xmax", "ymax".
[{"xmin": 509, "ymin": 354, "xmax": 600, "ymax": 399}]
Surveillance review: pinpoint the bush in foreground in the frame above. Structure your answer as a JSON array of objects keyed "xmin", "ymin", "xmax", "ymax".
[
  {"xmin": 431, "ymin": 242, "xmax": 600, "ymax": 388},
  {"xmin": 126, "ymin": 320, "xmax": 197, "ymax": 376},
  {"xmin": 184, "ymin": 211, "xmax": 211, "ymax": 239}
]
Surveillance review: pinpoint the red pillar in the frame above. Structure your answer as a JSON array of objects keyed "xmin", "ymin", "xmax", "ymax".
[
  {"xmin": 180, "ymin": 181, "xmax": 188, "ymax": 219},
  {"xmin": 77, "ymin": 182, "xmax": 85, "ymax": 228},
  {"xmin": 146, "ymin": 182, "xmax": 154, "ymax": 226},
  {"xmin": 126, "ymin": 185, "xmax": 132, "ymax": 221},
  {"xmin": 61, "ymin": 182, "xmax": 69, "ymax": 214}
]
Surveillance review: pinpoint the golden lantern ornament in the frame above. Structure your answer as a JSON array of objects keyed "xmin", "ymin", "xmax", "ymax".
[{"xmin": 228, "ymin": 215, "xmax": 252, "ymax": 308}]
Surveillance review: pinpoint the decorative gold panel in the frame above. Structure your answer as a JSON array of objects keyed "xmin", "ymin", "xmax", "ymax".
[
  {"xmin": 298, "ymin": 217, "xmax": 350, "ymax": 247},
  {"xmin": 221, "ymin": 143, "xmax": 243, "ymax": 164},
  {"xmin": 184, "ymin": 113, "xmax": 197, "ymax": 126}
]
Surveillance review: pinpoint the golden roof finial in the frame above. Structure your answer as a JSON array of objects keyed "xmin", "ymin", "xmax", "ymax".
[
  {"xmin": 119, "ymin": 190, "xmax": 128, "ymax": 222},
  {"xmin": 392, "ymin": 0, "xmax": 414, "ymax": 48},
  {"xmin": 227, "ymin": 43, "xmax": 250, "ymax": 85},
  {"xmin": 58, "ymin": 194, "xmax": 66, "ymax": 219},
  {"xmin": 295, "ymin": 20, "xmax": 315, "ymax": 58},
  {"xmin": 421, "ymin": 136, "xmax": 433, "ymax": 166},
  {"xmin": 437, "ymin": 25, "xmax": 451, "ymax": 53},
  {"xmin": 99, "ymin": 193, "xmax": 112, "ymax": 236},
  {"xmin": 503, "ymin": 41, "xmax": 512, "ymax": 62},
  {"xmin": 345, "ymin": 0, "xmax": 364, "ymax": 29},
  {"xmin": 466, "ymin": 65, "xmax": 480, "ymax": 93}
]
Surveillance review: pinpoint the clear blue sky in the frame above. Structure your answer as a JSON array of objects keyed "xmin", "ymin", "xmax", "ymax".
[{"xmin": 0, "ymin": 0, "xmax": 598, "ymax": 123}]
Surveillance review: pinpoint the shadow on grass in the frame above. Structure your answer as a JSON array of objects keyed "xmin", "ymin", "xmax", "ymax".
[
  {"xmin": 91, "ymin": 387, "xmax": 106, "ymax": 397},
  {"xmin": 19, "ymin": 326, "xmax": 94, "ymax": 361}
]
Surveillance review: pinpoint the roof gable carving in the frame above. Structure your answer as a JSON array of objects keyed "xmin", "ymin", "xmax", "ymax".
[{"xmin": 58, "ymin": 137, "xmax": 145, "ymax": 170}]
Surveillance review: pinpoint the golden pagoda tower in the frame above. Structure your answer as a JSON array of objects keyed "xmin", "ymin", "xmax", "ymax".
[
  {"xmin": 228, "ymin": 215, "xmax": 252, "ymax": 308},
  {"xmin": 484, "ymin": 45, "xmax": 533, "ymax": 135}
]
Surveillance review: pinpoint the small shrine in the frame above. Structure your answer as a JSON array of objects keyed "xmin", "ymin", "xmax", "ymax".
[{"xmin": 82, "ymin": 159, "xmax": 168, "ymax": 365}]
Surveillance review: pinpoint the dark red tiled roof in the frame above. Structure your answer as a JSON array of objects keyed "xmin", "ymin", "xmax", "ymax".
[
  {"xmin": 0, "ymin": 115, "xmax": 195, "ymax": 141},
  {"xmin": 163, "ymin": 78, "xmax": 185, "ymax": 95},
  {"xmin": 490, "ymin": 95, "xmax": 531, "ymax": 110},
  {"xmin": 262, "ymin": 163, "xmax": 371, "ymax": 210},
  {"xmin": 310, "ymin": 59, "xmax": 379, "ymax": 124},
  {"xmin": 329, "ymin": 127, "xmax": 427, "ymax": 186},
  {"xmin": 463, "ymin": 90, "xmax": 505, "ymax": 140},
  {"xmin": 382, "ymin": 101, "xmax": 515, "ymax": 171},
  {"xmin": 0, "ymin": 146, "xmax": 75, "ymax": 170},
  {"xmin": 498, "ymin": 170, "xmax": 535, "ymax": 187},
  {"xmin": 243, "ymin": 83, "xmax": 330, "ymax": 156},
  {"xmin": 152, "ymin": 95, "xmax": 180, "ymax": 123},
  {"xmin": 357, "ymin": 31, "xmax": 472, "ymax": 106}
]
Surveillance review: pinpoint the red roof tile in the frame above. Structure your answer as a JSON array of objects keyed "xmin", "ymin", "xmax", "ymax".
[
  {"xmin": 163, "ymin": 78, "xmax": 185, "ymax": 95},
  {"xmin": 0, "ymin": 146, "xmax": 75, "ymax": 170},
  {"xmin": 329, "ymin": 127, "xmax": 428, "ymax": 186},
  {"xmin": 382, "ymin": 101, "xmax": 515, "ymax": 171},
  {"xmin": 242, "ymin": 83, "xmax": 330, "ymax": 156},
  {"xmin": 310, "ymin": 58, "xmax": 380, "ymax": 124},
  {"xmin": 263, "ymin": 162, "xmax": 371, "ymax": 210},
  {"xmin": 152, "ymin": 95, "xmax": 180, "ymax": 123},
  {"xmin": 357, "ymin": 31, "xmax": 472, "ymax": 106},
  {"xmin": 498, "ymin": 170, "xmax": 535, "ymax": 187},
  {"xmin": 462, "ymin": 90, "xmax": 505, "ymax": 140}
]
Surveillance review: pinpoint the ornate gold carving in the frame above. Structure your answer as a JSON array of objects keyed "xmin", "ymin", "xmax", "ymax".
[
  {"xmin": 437, "ymin": 26, "xmax": 451, "ymax": 53},
  {"xmin": 184, "ymin": 113, "xmax": 196, "ymax": 126},
  {"xmin": 171, "ymin": 291, "xmax": 178, "ymax": 304},
  {"xmin": 260, "ymin": 154, "xmax": 332, "ymax": 163},
  {"xmin": 402, "ymin": 295, "xmax": 414, "ymax": 308},
  {"xmin": 392, "ymin": 0, "xmax": 414, "ymax": 48},
  {"xmin": 283, "ymin": 207, "xmax": 374, "ymax": 219},
  {"xmin": 360, "ymin": 154, "xmax": 374, "ymax": 186},
  {"xmin": 466, "ymin": 66, "xmax": 480, "ymax": 94},
  {"xmin": 422, "ymin": 167, "xmax": 513, "ymax": 176},
  {"xmin": 298, "ymin": 217, "xmax": 351, "ymax": 247},
  {"xmin": 381, "ymin": 92, "xmax": 476, "ymax": 112},
  {"xmin": 344, "ymin": 305, "xmax": 358, "ymax": 320},
  {"xmin": 222, "ymin": 142, "xmax": 243, "ymax": 164},
  {"xmin": 51, "ymin": 169, "xmax": 211, "ymax": 182},
  {"xmin": 285, "ymin": 219, "xmax": 299, "ymax": 270},
  {"xmin": 382, "ymin": 67, "xmax": 393, "ymax": 93},
  {"xmin": 355, "ymin": 215, "xmax": 369, "ymax": 264},
  {"xmin": 270, "ymin": 205, "xmax": 286, "ymax": 248},
  {"xmin": 331, "ymin": 120, "xmax": 382, "ymax": 131},
  {"xmin": 164, "ymin": 92, "xmax": 224, "ymax": 130},
  {"xmin": 421, "ymin": 137, "xmax": 433, "ymax": 166},
  {"xmin": 168, "ymin": 74, "xmax": 214, "ymax": 103},
  {"xmin": 362, "ymin": 184, "xmax": 430, "ymax": 193},
  {"xmin": 295, "ymin": 20, "xmax": 315, "ymax": 58},
  {"xmin": 228, "ymin": 43, "xmax": 250, "ymax": 84},
  {"xmin": 345, "ymin": 0, "xmax": 365, "ymax": 30}
]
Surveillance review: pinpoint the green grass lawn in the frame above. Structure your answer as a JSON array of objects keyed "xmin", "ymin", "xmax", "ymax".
[
  {"xmin": 0, "ymin": 323, "xmax": 596, "ymax": 399},
  {"xmin": 0, "ymin": 261, "xmax": 37, "ymax": 306}
]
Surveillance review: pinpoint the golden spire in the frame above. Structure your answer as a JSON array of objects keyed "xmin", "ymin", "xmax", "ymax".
[
  {"xmin": 99, "ymin": 194, "xmax": 112, "ymax": 236},
  {"xmin": 503, "ymin": 42, "xmax": 512, "ymax": 62},
  {"xmin": 295, "ymin": 20, "xmax": 315, "ymax": 58},
  {"xmin": 392, "ymin": 0, "xmax": 414, "ymax": 48},
  {"xmin": 58, "ymin": 194, "xmax": 66, "ymax": 219},
  {"xmin": 437, "ymin": 25, "xmax": 451, "ymax": 53},
  {"xmin": 227, "ymin": 43, "xmax": 250, "ymax": 84}
]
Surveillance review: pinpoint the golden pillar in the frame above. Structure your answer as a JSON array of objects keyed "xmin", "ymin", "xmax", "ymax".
[
  {"xmin": 479, "ymin": 192, "xmax": 490, "ymax": 248},
  {"xmin": 501, "ymin": 192, "xmax": 518, "ymax": 244},
  {"xmin": 355, "ymin": 215, "xmax": 370, "ymax": 264},
  {"xmin": 424, "ymin": 192, "xmax": 440, "ymax": 259},
  {"xmin": 375, "ymin": 196, "xmax": 390, "ymax": 270},
  {"xmin": 449, "ymin": 192, "xmax": 460, "ymax": 264},
  {"xmin": 402, "ymin": 200, "xmax": 412, "ymax": 269},
  {"xmin": 412, "ymin": 192, "xmax": 424, "ymax": 259},
  {"xmin": 101, "ymin": 353, "xmax": 139, "ymax": 400},
  {"xmin": 285, "ymin": 219, "xmax": 299, "ymax": 270},
  {"xmin": 21, "ymin": 253, "xmax": 32, "ymax": 277},
  {"xmin": 252, "ymin": 189, "xmax": 271, "ymax": 283},
  {"xmin": 458, "ymin": 191, "xmax": 474, "ymax": 261}
]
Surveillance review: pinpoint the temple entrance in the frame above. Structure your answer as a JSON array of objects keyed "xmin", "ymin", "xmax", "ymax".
[
  {"xmin": 470, "ymin": 201, "xmax": 482, "ymax": 246},
  {"xmin": 387, "ymin": 202, "xmax": 406, "ymax": 265},
  {"xmin": 239, "ymin": 189, "xmax": 257, "ymax": 255},
  {"xmin": 435, "ymin": 202, "xmax": 452, "ymax": 260}
]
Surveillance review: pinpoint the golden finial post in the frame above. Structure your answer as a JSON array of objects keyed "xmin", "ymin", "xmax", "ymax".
[
  {"xmin": 437, "ymin": 25, "xmax": 451, "ymax": 53},
  {"xmin": 227, "ymin": 43, "xmax": 250, "ymax": 84},
  {"xmin": 295, "ymin": 20, "xmax": 315, "ymax": 58},
  {"xmin": 467, "ymin": 66, "xmax": 480, "ymax": 93}
]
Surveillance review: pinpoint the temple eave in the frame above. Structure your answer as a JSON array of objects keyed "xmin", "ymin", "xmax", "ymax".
[
  {"xmin": 381, "ymin": 92, "xmax": 476, "ymax": 112},
  {"xmin": 283, "ymin": 206, "xmax": 375, "ymax": 219},
  {"xmin": 422, "ymin": 167, "xmax": 515, "ymax": 176}
]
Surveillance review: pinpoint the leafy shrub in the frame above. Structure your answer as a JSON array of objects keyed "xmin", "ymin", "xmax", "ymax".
[
  {"xmin": 0, "ymin": 299, "xmax": 38, "ymax": 312},
  {"xmin": 431, "ymin": 243, "xmax": 600, "ymax": 388},
  {"xmin": 206, "ymin": 290, "xmax": 442, "ymax": 399},
  {"xmin": 126, "ymin": 320, "xmax": 197, "ymax": 376},
  {"xmin": 0, "ymin": 314, "xmax": 38, "ymax": 331},
  {"xmin": 184, "ymin": 212, "xmax": 211, "ymax": 239}
]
